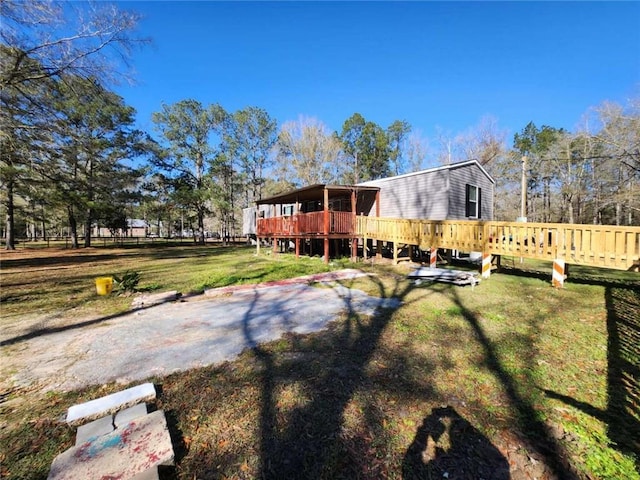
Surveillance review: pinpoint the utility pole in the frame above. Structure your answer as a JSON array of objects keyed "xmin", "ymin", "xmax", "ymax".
[{"xmin": 519, "ymin": 155, "xmax": 527, "ymax": 222}]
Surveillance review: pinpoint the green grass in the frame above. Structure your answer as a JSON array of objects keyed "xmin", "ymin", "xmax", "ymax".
[{"xmin": 1, "ymin": 245, "xmax": 639, "ymax": 479}]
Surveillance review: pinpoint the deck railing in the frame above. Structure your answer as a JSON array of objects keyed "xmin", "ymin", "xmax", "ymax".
[
  {"xmin": 257, "ymin": 211, "xmax": 355, "ymax": 236},
  {"xmin": 357, "ymin": 217, "xmax": 640, "ymax": 270}
]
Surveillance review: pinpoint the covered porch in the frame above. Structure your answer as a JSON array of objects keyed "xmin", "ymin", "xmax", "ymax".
[{"xmin": 256, "ymin": 184, "xmax": 380, "ymax": 262}]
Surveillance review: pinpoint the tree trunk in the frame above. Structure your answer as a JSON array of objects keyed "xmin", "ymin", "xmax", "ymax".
[
  {"xmin": 197, "ymin": 209, "xmax": 205, "ymax": 245},
  {"xmin": 41, "ymin": 202, "xmax": 47, "ymax": 240},
  {"xmin": 5, "ymin": 177, "xmax": 16, "ymax": 250},
  {"xmin": 68, "ymin": 206, "xmax": 79, "ymax": 248},
  {"xmin": 84, "ymin": 207, "xmax": 92, "ymax": 247},
  {"xmin": 568, "ymin": 198, "xmax": 575, "ymax": 224}
]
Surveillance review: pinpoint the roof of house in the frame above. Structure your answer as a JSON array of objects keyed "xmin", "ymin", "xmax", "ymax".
[
  {"xmin": 256, "ymin": 184, "xmax": 380, "ymax": 205},
  {"xmin": 128, "ymin": 219, "xmax": 148, "ymax": 228},
  {"xmin": 357, "ymin": 159, "xmax": 496, "ymax": 185}
]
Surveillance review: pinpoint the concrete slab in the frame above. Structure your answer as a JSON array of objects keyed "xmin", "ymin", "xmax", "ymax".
[
  {"xmin": 49, "ymin": 410, "xmax": 173, "ymax": 480},
  {"xmin": 114, "ymin": 403, "xmax": 148, "ymax": 428},
  {"xmin": 6, "ymin": 270, "xmax": 400, "ymax": 391},
  {"xmin": 75, "ymin": 415, "xmax": 114, "ymax": 445},
  {"xmin": 204, "ymin": 268, "xmax": 369, "ymax": 297},
  {"xmin": 131, "ymin": 291, "xmax": 180, "ymax": 309},
  {"xmin": 66, "ymin": 383, "xmax": 155, "ymax": 425}
]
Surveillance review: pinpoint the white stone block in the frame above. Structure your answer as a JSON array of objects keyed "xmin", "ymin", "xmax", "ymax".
[
  {"xmin": 114, "ymin": 403, "xmax": 148, "ymax": 428},
  {"xmin": 130, "ymin": 467, "xmax": 160, "ymax": 480},
  {"xmin": 49, "ymin": 410, "xmax": 174, "ymax": 480},
  {"xmin": 66, "ymin": 383, "xmax": 156, "ymax": 425},
  {"xmin": 75, "ymin": 415, "xmax": 114, "ymax": 445}
]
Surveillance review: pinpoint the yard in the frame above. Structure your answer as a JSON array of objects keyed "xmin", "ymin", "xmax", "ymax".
[{"xmin": 0, "ymin": 244, "xmax": 638, "ymax": 479}]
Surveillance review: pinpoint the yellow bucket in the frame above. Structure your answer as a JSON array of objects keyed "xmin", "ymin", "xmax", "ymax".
[{"xmin": 95, "ymin": 277, "xmax": 113, "ymax": 296}]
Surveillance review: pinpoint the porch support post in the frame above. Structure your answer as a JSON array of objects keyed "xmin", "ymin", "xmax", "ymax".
[
  {"xmin": 393, "ymin": 222, "xmax": 399, "ymax": 265},
  {"xmin": 323, "ymin": 187, "xmax": 329, "ymax": 264},
  {"xmin": 257, "ymin": 237, "xmax": 260, "ymax": 256},
  {"xmin": 351, "ymin": 189, "xmax": 357, "ymax": 262},
  {"xmin": 273, "ymin": 237, "xmax": 278, "ymax": 257},
  {"xmin": 294, "ymin": 212, "xmax": 300, "ymax": 259},
  {"xmin": 375, "ymin": 190, "xmax": 382, "ymax": 260}
]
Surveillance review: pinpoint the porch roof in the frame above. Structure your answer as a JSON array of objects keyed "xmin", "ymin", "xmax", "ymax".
[{"xmin": 256, "ymin": 184, "xmax": 380, "ymax": 205}]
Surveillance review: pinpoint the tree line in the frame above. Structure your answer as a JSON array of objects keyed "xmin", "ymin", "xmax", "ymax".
[{"xmin": 2, "ymin": 1, "xmax": 638, "ymax": 250}]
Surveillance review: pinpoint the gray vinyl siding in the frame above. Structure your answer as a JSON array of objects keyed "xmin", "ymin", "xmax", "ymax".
[
  {"xmin": 448, "ymin": 163, "xmax": 494, "ymax": 220},
  {"xmin": 360, "ymin": 161, "xmax": 494, "ymax": 221},
  {"xmin": 362, "ymin": 169, "xmax": 450, "ymax": 219}
]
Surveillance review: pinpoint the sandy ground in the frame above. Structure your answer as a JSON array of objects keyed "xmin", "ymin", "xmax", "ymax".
[{"xmin": 1, "ymin": 271, "xmax": 399, "ymax": 393}]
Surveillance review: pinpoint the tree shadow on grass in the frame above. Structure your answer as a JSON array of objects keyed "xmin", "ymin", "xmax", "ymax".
[
  {"xmin": 448, "ymin": 287, "xmax": 579, "ymax": 479},
  {"xmin": 238, "ymin": 275, "xmax": 559, "ymax": 478},
  {"xmin": 543, "ymin": 286, "xmax": 640, "ymax": 470},
  {"xmin": 242, "ymin": 276, "xmax": 418, "ymax": 478}
]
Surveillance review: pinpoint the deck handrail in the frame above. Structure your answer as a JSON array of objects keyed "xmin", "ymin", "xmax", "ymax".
[
  {"xmin": 257, "ymin": 211, "xmax": 355, "ymax": 236},
  {"xmin": 357, "ymin": 217, "xmax": 640, "ymax": 270}
]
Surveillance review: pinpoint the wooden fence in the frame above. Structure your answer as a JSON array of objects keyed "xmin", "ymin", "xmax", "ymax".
[{"xmin": 357, "ymin": 217, "xmax": 640, "ymax": 271}]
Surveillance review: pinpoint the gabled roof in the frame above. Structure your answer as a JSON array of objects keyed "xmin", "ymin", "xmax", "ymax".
[
  {"xmin": 357, "ymin": 160, "xmax": 495, "ymax": 185},
  {"xmin": 256, "ymin": 184, "xmax": 379, "ymax": 205}
]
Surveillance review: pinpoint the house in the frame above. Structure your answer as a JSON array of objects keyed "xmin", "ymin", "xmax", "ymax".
[
  {"xmin": 244, "ymin": 160, "xmax": 495, "ymax": 262},
  {"xmin": 94, "ymin": 219, "xmax": 149, "ymax": 238},
  {"xmin": 357, "ymin": 160, "xmax": 494, "ymax": 221}
]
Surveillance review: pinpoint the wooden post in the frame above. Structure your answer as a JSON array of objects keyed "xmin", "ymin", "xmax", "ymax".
[
  {"xmin": 273, "ymin": 237, "xmax": 278, "ymax": 257},
  {"xmin": 393, "ymin": 222, "xmax": 399, "ymax": 265},
  {"xmin": 295, "ymin": 238, "xmax": 300, "ymax": 258},
  {"xmin": 323, "ymin": 187, "xmax": 329, "ymax": 263},
  {"xmin": 351, "ymin": 189, "xmax": 357, "ymax": 262},
  {"xmin": 375, "ymin": 190, "xmax": 382, "ymax": 260},
  {"xmin": 256, "ymin": 237, "xmax": 260, "ymax": 256}
]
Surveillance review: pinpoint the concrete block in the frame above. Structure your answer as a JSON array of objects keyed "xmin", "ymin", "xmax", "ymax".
[
  {"xmin": 114, "ymin": 403, "xmax": 148, "ymax": 428},
  {"xmin": 75, "ymin": 415, "xmax": 114, "ymax": 446},
  {"xmin": 130, "ymin": 467, "xmax": 159, "ymax": 480},
  {"xmin": 49, "ymin": 410, "xmax": 174, "ymax": 480},
  {"xmin": 66, "ymin": 383, "xmax": 156, "ymax": 425}
]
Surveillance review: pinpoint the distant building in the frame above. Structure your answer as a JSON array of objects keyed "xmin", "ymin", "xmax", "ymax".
[{"xmin": 94, "ymin": 219, "xmax": 149, "ymax": 237}]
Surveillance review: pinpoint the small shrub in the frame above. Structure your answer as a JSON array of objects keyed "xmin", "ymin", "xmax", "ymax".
[{"xmin": 113, "ymin": 271, "xmax": 141, "ymax": 294}]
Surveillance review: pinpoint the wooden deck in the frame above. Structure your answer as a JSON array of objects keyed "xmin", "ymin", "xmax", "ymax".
[
  {"xmin": 357, "ymin": 217, "xmax": 640, "ymax": 271},
  {"xmin": 258, "ymin": 211, "xmax": 356, "ymax": 237}
]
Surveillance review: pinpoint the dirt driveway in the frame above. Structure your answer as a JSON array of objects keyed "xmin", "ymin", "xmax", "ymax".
[{"xmin": 1, "ymin": 270, "xmax": 399, "ymax": 392}]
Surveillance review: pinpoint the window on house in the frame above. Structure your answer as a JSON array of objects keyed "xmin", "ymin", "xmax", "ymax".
[
  {"xmin": 283, "ymin": 205, "xmax": 294, "ymax": 216},
  {"xmin": 465, "ymin": 184, "xmax": 482, "ymax": 218}
]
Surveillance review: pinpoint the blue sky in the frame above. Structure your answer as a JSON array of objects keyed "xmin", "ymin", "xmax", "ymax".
[{"xmin": 115, "ymin": 1, "xmax": 640, "ymax": 150}]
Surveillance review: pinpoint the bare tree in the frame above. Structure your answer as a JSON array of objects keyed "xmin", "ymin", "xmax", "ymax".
[
  {"xmin": 590, "ymin": 99, "xmax": 640, "ymax": 225},
  {"xmin": 404, "ymin": 130, "xmax": 429, "ymax": 173},
  {"xmin": 276, "ymin": 116, "xmax": 343, "ymax": 186},
  {"xmin": 1, "ymin": 0, "xmax": 147, "ymax": 249},
  {"xmin": 1, "ymin": 0, "xmax": 147, "ymax": 90}
]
